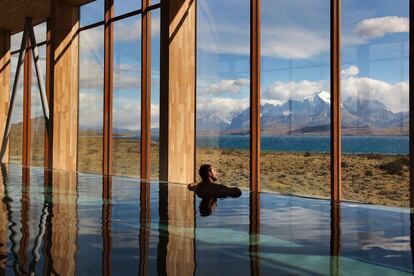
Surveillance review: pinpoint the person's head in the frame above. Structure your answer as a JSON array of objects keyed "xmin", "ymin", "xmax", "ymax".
[{"xmin": 199, "ymin": 164, "xmax": 217, "ymax": 182}]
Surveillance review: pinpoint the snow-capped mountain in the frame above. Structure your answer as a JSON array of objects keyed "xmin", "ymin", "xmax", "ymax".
[{"xmin": 197, "ymin": 91, "xmax": 408, "ymax": 135}]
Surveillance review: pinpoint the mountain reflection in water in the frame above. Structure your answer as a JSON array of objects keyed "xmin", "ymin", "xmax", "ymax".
[{"xmin": 0, "ymin": 164, "xmax": 413, "ymax": 275}]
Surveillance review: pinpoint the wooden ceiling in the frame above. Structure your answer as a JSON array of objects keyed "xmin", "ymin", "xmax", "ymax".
[{"xmin": 0, "ymin": 0, "xmax": 93, "ymax": 34}]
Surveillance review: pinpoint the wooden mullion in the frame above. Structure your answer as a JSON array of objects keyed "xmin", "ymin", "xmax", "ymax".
[
  {"xmin": 103, "ymin": 0, "xmax": 114, "ymax": 175},
  {"xmin": 410, "ymin": 0, "xmax": 414, "ymax": 208},
  {"xmin": 23, "ymin": 41, "xmax": 32, "ymax": 167},
  {"xmin": 141, "ymin": 0, "xmax": 152, "ymax": 179},
  {"xmin": 331, "ymin": 0, "xmax": 341, "ymax": 202},
  {"xmin": 44, "ymin": 18, "xmax": 53, "ymax": 169},
  {"xmin": 250, "ymin": 0, "xmax": 261, "ymax": 192}
]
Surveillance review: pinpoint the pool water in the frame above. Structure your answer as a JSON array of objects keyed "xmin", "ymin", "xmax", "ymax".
[{"xmin": 0, "ymin": 164, "xmax": 413, "ymax": 275}]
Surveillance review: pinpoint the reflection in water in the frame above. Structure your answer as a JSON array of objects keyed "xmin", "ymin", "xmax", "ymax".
[
  {"xmin": 102, "ymin": 177, "xmax": 112, "ymax": 276},
  {"xmin": 139, "ymin": 180, "xmax": 151, "ymax": 276},
  {"xmin": 0, "ymin": 164, "xmax": 7, "ymax": 273},
  {"xmin": 250, "ymin": 192, "xmax": 260, "ymax": 276},
  {"xmin": 0, "ymin": 165, "xmax": 413, "ymax": 275},
  {"xmin": 330, "ymin": 202, "xmax": 341, "ymax": 276}
]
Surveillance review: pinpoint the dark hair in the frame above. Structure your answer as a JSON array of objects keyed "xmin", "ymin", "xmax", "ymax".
[{"xmin": 199, "ymin": 164, "xmax": 212, "ymax": 181}]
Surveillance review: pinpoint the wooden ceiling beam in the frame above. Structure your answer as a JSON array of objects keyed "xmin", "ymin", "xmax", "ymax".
[{"xmin": 0, "ymin": 0, "xmax": 93, "ymax": 34}]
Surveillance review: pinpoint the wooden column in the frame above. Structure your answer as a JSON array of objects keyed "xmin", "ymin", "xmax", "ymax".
[
  {"xmin": 250, "ymin": 0, "xmax": 261, "ymax": 192},
  {"xmin": 409, "ymin": 0, "xmax": 414, "ymax": 208},
  {"xmin": 331, "ymin": 0, "xmax": 341, "ymax": 202},
  {"xmin": 48, "ymin": 0, "xmax": 79, "ymax": 171},
  {"xmin": 160, "ymin": 0, "xmax": 196, "ymax": 183},
  {"xmin": 103, "ymin": 0, "xmax": 114, "ymax": 176},
  {"xmin": 0, "ymin": 31, "xmax": 10, "ymax": 163},
  {"xmin": 141, "ymin": 0, "xmax": 152, "ymax": 179}
]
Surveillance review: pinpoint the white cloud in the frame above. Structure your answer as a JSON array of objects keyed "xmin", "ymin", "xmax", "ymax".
[
  {"xmin": 197, "ymin": 0, "xmax": 329, "ymax": 60},
  {"xmin": 261, "ymin": 27, "xmax": 329, "ymax": 59},
  {"xmin": 342, "ymin": 76, "xmax": 408, "ymax": 112},
  {"xmin": 80, "ymin": 59, "xmax": 141, "ymax": 90},
  {"xmin": 113, "ymin": 98, "xmax": 140, "ymax": 130},
  {"xmin": 262, "ymin": 66, "xmax": 409, "ymax": 113},
  {"xmin": 197, "ymin": 97, "xmax": 249, "ymax": 123},
  {"xmin": 198, "ymin": 23, "xmax": 329, "ymax": 60},
  {"xmin": 79, "ymin": 17, "xmax": 162, "ymax": 54},
  {"xmin": 200, "ymin": 78, "xmax": 249, "ymax": 96},
  {"xmin": 263, "ymin": 80, "xmax": 328, "ymax": 102},
  {"xmin": 341, "ymin": 65, "xmax": 359, "ymax": 79},
  {"xmin": 79, "ymin": 93, "xmax": 103, "ymax": 129},
  {"xmin": 354, "ymin": 16, "xmax": 409, "ymax": 39}
]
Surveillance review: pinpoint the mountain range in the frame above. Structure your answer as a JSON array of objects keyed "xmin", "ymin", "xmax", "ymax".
[{"xmin": 197, "ymin": 91, "xmax": 409, "ymax": 135}]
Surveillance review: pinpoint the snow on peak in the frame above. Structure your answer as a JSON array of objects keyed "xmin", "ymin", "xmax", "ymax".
[
  {"xmin": 303, "ymin": 90, "xmax": 330, "ymax": 104},
  {"xmin": 317, "ymin": 90, "xmax": 331, "ymax": 103}
]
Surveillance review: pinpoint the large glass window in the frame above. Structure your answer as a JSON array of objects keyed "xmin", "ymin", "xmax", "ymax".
[
  {"xmin": 112, "ymin": 16, "xmax": 141, "ymax": 177},
  {"xmin": 30, "ymin": 45, "xmax": 46, "ymax": 167},
  {"xmin": 196, "ymin": 0, "xmax": 250, "ymax": 187},
  {"xmin": 150, "ymin": 9, "xmax": 160, "ymax": 179},
  {"xmin": 9, "ymin": 53, "xmax": 23, "ymax": 164},
  {"xmin": 341, "ymin": 0, "xmax": 409, "ymax": 207},
  {"xmin": 260, "ymin": 0, "xmax": 331, "ymax": 198},
  {"xmin": 78, "ymin": 26, "xmax": 104, "ymax": 174}
]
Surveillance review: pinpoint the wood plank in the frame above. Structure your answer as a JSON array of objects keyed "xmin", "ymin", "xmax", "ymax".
[
  {"xmin": 0, "ymin": 31, "xmax": 10, "ymax": 163},
  {"xmin": 49, "ymin": 1, "xmax": 80, "ymax": 171},
  {"xmin": 160, "ymin": 0, "xmax": 196, "ymax": 184}
]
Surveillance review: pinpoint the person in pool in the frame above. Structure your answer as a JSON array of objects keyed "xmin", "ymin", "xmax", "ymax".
[{"xmin": 188, "ymin": 164, "xmax": 242, "ymax": 216}]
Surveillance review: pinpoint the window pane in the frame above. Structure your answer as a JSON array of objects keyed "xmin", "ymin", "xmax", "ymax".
[
  {"xmin": 150, "ymin": 9, "xmax": 160, "ymax": 179},
  {"xmin": 114, "ymin": 0, "xmax": 140, "ymax": 17},
  {"xmin": 78, "ymin": 26, "xmax": 104, "ymax": 173},
  {"xmin": 81, "ymin": 0, "xmax": 104, "ymax": 27},
  {"xmin": 9, "ymin": 54, "xmax": 23, "ymax": 164},
  {"xmin": 112, "ymin": 16, "xmax": 141, "ymax": 177},
  {"xmin": 341, "ymin": 0, "xmax": 409, "ymax": 207},
  {"xmin": 196, "ymin": 0, "xmax": 250, "ymax": 188},
  {"xmin": 260, "ymin": 0, "xmax": 331, "ymax": 198},
  {"xmin": 30, "ymin": 45, "xmax": 46, "ymax": 167}
]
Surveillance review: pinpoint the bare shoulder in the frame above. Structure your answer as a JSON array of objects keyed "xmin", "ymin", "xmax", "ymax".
[{"xmin": 187, "ymin": 183, "xmax": 198, "ymax": 191}]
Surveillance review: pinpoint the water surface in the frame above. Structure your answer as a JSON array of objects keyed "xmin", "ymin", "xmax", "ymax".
[{"xmin": 0, "ymin": 164, "xmax": 412, "ymax": 275}]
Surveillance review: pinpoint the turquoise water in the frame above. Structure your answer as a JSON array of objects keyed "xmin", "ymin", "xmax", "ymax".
[
  {"xmin": 0, "ymin": 164, "xmax": 413, "ymax": 275},
  {"xmin": 196, "ymin": 135, "xmax": 409, "ymax": 155}
]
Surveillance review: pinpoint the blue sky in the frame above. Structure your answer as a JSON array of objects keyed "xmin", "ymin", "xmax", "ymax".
[
  {"xmin": 9, "ymin": 0, "xmax": 409, "ymax": 129},
  {"xmin": 197, "ymin": 0, "xmax": 409, "ymax": 123}
]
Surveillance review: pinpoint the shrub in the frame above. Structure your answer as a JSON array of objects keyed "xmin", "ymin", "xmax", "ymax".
[
  {"xmin": 364, "ymin": 169, "xmax": 373, "ymax": 177},
  {"xmin": 376, "ymin": 159, "xmax": 404, "ymax": 176}
]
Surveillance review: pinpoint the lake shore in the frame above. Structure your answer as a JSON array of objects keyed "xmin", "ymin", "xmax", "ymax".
[{"xmin": 8, "ymin": 135, "xmax": 410, "ymax": 208}]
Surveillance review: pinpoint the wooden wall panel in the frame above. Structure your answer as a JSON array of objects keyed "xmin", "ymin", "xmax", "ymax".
[
  {"xmin": 0, "ymin": 31, "xmax": 10, "ymax": 163},
  {"xmin": 49, "ymin": 1, "xmax": 79, "ymax": 171},
  {"xmin": 160, "ymin": 0, "xmax": 196, "ymax": 184}
]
